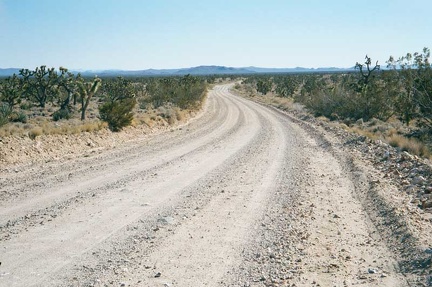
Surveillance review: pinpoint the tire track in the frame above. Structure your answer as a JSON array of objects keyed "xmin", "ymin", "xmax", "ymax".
[
  {"xmin": 0, "ymin": 84, "xmax": 267, "ymax": 286},
  {"xmin": 0, "ymin": 91, "xmax": 239, "ymax": 228},
  {"xmin": 0, "ymin": 94, "xmax": 224, "ymax": 199}
]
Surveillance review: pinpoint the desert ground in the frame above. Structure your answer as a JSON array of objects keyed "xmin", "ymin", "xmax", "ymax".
[{"xmin": 0, "ymin": 84, "xmax": 431, "ymax": 286}]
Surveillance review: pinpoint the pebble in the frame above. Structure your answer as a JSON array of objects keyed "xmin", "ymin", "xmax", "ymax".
[{"xmin": 413, "ymin": 176, "xmax": 426, "ymax": 185}]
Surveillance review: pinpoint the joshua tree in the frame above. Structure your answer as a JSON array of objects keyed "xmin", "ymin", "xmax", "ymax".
[
  {"xmin": 57, "ymin": 67, "xmax": 78, "ymax": 111},
  {"xmin": 0, "ymin": 74, "xmax": 24, "ymax": 108},
  {"xmin": 102, "ymin": 77, "xmax": 135, "ymax": 103},
  {"xmin": 355, "ymin": 55, "xmax": 380, "ymax": 86},
  {"xmin": 77, "ymin": 76, "xmax": 102, "ymax": 120},
  {"xmin": 19, "ymin": 66, "xmax": 59, "ymax": 108}
]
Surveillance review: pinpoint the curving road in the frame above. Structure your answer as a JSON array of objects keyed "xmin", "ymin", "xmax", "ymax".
[{"xmin": 0, "ymin": 84, "xmax": 407, "ymax": 286}]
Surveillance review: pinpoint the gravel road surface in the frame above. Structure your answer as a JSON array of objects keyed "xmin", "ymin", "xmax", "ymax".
[{"xmin": 0, "ymin": 84, "xmax": 412, "ymax": 286}]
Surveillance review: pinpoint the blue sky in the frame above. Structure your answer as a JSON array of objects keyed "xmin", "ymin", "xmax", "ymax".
[{"xmin": 0, "ymin": 0, "xmax": 431, "ymax": 70}]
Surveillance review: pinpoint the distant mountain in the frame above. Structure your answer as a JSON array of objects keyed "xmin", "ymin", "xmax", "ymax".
[
  {"xmin": 246, "ymin": 66, "xmax": 354, "ymax": 73},
  {"xmin": 0, "ymin": 68, "xmax": 20, "ymax": 77},
  {"xmin": 0, "ymin": 65, "xmax": 354, "ymax": 78},
  {"xmin": 87, "ymin": 68, "xmax": 183, "ymax": 77},
  {"xmin": 77, "ymin": 66, "xmax": 354, "ymax": 77},
  {"xmin": 82, "ymin": 66, "xmax": 255, "ymax": 77},
  {"xmin": 175, "ymin": 65, "xmax": 254, "ymax": 75}
]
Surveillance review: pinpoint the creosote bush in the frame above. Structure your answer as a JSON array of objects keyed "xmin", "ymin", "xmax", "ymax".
[
  {"xmin": 52, "ymin": 108, "xmax": 71, "ymax": 121},
  {"xmin": 99, "ymin": 98, "xmax": 136, "ymax": 132},
  {"xmin": 98, "ymin": 77, "xmax": 137, "ymax": 132}
]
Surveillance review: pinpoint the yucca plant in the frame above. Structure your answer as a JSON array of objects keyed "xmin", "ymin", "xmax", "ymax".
[{"xmin": 0, "ymin": 103, "xmax": 12, "ymax": 127}]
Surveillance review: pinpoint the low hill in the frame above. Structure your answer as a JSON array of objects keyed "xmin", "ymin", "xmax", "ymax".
[{"xmin": 0, "ymin": 66, "xmax": 354, "ymax": 77}]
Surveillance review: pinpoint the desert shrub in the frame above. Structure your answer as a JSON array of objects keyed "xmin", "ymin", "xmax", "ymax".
[
  {"xmin": 0, "ymin": 103, "xmax": 12, "ymax": 127},
  {"xmin": 175, "ymin": 108, "xmax": 186, "ymax": 121},
  {"xmin": 137, "ymin": 114, "xmax": 153, "ymax": 127},
  {"xmin": 52, "ymin": 108, "xmax": 71, "ymax": 121},
  {"xmin": 292, "ymin": 66, "xmax": 393, "ymax": 121},
  {"xmin": 297, "ymin": 78, "xmax": 350, "ymax": 120},
  {"xmin": 301, "ymin": 87, "xmax": 338, "ymax": 119},
  {"xmin": 138, "ymin": 97, "xmax": 152, "ymax": 110},
  {"xmin": 387, "ymin": 48, "xmax": 432, "ymax": 127},
  {"xmin": 256, "ymin": 79, "xmax": 272, "ymax": 95},
  {"xmin": 387, "ymin": 134, "xmax": 430, "ymax": 157},
  {"xmin": 10, "ymin": 111, "xmax": 27, "ymax": 123},
  {"xmin": 274, "ymin": 75, "xmax": 300, "ymax": 97},
  {"xmin": 0, "ymin": 123, "xmax": 27, "ymax": 137},
  {"xmin": 19, "ymin": 102, "xmax": 33, "ymax": 110},
  {"xmin": 347, "ymin": 126, "xmax": 379, "ymax": 141},
  {"xmin": 144, "ymin": 75, "xmax": 207, "ymax": 109},
  {"xmin": 99, "ymin": 77, "xmax": 136, "ymax": 131},
  {"xmin": 167, "ymin": 115, "xmax": 176, "ymax": 125},
  {"xmin": 99, "ymin": 98, "xmax": 136, "ymax": 131},
  {"xmin": 143, "ymin": 80, "xmax": 166, "ymax": 108},
  {"xmin": 28, "ymin": 127, "xmax": 43, "ymax": 139}
]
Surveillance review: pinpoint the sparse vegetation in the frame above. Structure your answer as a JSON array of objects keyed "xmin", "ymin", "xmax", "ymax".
[
  {"xmin": 143, "ymin": 75, "xmax": 207, "ymax": 109},
  {"xmin": 235, "ymin": 47, "xmax": 432, "ymax": 158},
  {"xmin": 0, "ymin": 66, "xmax": 208, "ymax": 138},
  {"xmin": 256, "ymin": 79, "xmax": 272, "ymax": 95},
  {"xmin": 2, "ymin": 47, "xmax": 430, "ymax": 159}
]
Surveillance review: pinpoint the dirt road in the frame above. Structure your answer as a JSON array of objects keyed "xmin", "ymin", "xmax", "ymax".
[{"xmin": 0, "ymin": 84, "xmax": 413, "ymax": 286}]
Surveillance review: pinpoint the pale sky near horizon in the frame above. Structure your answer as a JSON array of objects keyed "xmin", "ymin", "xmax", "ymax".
[{"xmin": 1, "ymin": 0, "xmax": 431, "ymax": 70}]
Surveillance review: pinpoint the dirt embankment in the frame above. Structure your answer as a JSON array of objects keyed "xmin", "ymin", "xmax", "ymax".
[
  {"xmin": 0, "ymin": 108, "xmax": 202, "ymax": 169},
  {"xmin": 0, "ymin": 84, "xmax": 430, "ymax": 287}
]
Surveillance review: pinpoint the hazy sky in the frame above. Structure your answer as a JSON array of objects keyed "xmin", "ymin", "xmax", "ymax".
[{"xmin": 1, "ymin": 0, "xmax": 431, "ymax": 70}]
